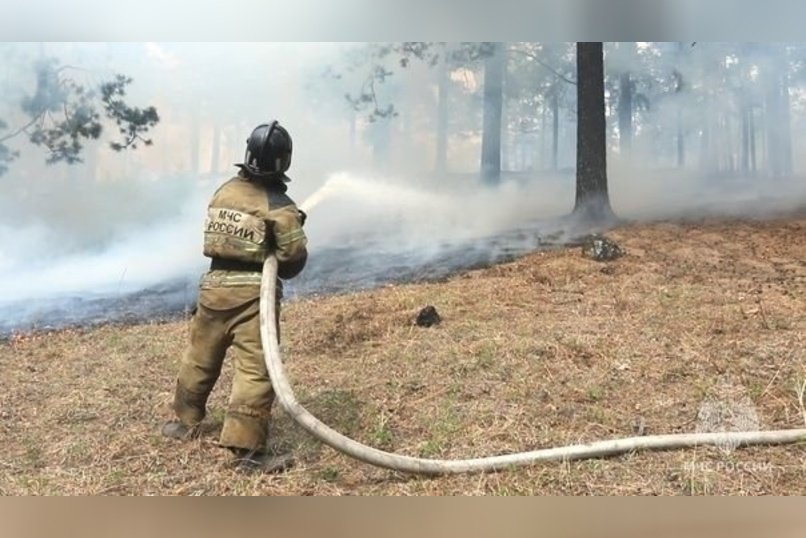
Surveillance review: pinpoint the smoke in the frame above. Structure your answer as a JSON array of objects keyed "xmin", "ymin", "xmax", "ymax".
[
  {"xmin": 0, "ymin": 195, "xmax": 205, "ymax": 302},
  {"xmin": 1, "ymin": 42, "xmax": 805, "ymax": 335},
  {"xmin": 0, "ymin": 178, "xmax": 211, "ymax": 334},
  {"xmin": 301, "ymin": 172, "xmax": 571, "ymax": 244}
]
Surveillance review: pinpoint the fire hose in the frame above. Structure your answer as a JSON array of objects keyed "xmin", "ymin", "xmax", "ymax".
[{"xmin": 260, "ymin": 255, "xmax": 806, "ymax": 475}]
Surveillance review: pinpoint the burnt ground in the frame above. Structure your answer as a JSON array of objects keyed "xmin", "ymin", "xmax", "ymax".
[
  {"xmin": 0, "ymin": 217, "xmax": 804, "ymax": 495},
  {"xmin": 0, "ymin": 217, "xmax": 574, "ymax": 337}
]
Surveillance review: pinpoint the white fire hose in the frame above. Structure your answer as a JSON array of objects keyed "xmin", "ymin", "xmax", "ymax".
[{"xmin": 260, "ymin": 255, "xmax": 806, "ymax": 475}]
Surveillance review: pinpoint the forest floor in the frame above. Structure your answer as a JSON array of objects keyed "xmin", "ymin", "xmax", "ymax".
[{"xmin": 1, "ymin": 216, "xmax": 805, "ymax": 495}]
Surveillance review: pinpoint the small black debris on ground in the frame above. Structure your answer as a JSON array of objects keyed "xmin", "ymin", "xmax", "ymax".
[{"xmin": 415, "ymin": 306, "xmax": 441, "ymax": 327}]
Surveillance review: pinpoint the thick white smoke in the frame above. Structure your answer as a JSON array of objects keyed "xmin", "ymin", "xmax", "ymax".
[
  {"xmin": 1, "ymin": 42, "xmax": 804, "ymax": 334},
  {"xmin": 300, "ymin": 172, "xmax": 573, "ymax": 249},
  {"xmin": 0, "ymin": 181, "xmax": 210, "ymax": 302}
]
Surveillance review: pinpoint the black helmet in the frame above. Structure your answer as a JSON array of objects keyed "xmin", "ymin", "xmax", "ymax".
[{"xmin": 241, "ymin": 120, "xmax": 292, "ymax": 177}]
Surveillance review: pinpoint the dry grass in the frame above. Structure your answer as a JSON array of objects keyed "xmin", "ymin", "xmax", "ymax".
[{"xmin": 1, "ymin": 217, "xmax": 805, "ymax": 495}]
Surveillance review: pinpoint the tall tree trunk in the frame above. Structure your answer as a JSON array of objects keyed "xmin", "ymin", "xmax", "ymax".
[
  {"xmin": 749, "ymin": 106, "xmax": 757, "ymax": 175},
  {"xmin": 677, "ymin": 108, "xmax": 685, "ymax": 167},
  {"xmin": 435, "ymin": 56, "xmax": 449, "ymax": 174},
  {"xmin": 618, "ymin": 71, "xmax": 633, "ymax": 156},
  {"xmin": 675, "ymin": 42, "xmax": 685, "ymax": 168},
  {"xmin": 539, "ymin": 100, "xmax": 547, "ymax": 170},
  {"xmin": 573, "ymin": 42, "xmax": 614, "ymax": 222},
  {"xmin": 699, "ymin": 117, "xmax": 709, "ymax": 171},
  {"xmin": 210, "ymin": 123, "xmax": 221, "ymax": 175},
  {"xmin": 728, "ymin": 113, "xmax": 736, "ymax": 174},
  {"xmin": 780, "ymin": 69, "xmax": 793, "ymax": 176},
  {"xmin": 700, "ymin": 103, "xmax": 716, "ymax": 175},
  {"xmin": 481, "ymin": 42, "xmax": 505, "ymax": 185},
  {"xmin": 741, "ymin": 100, "xmax": 750, "ymax": 175},
  {"xmin": 551, "ymin": 88, "xmax": 559, "ymax": 171},
  {"xmin": 501, "ymin": 88, "xmax": 510, "ymax": 172},
  {"xmin": 758, "ymin": 106, "xmax": 768, "ymax": 172},
  {"xmin": 763, "ymin": 47, "xmax": 794, "ymax": 179},
  {"xmin": 190, "ymin": 106, "xmax": 201, "ymax": 176},
  {"xmin": 765, "ymin": 75, "xmax": 782, "ymax": 178}
]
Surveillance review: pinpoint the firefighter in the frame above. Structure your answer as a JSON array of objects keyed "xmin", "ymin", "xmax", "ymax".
[{"xmin": 162, "ymin": 121, "xmax": 307, "ymax": 472}]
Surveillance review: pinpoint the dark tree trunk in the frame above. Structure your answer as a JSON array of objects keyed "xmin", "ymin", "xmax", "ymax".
[
  {"xmin": 551, "ymin": 87, "xmax": 559, "ymax": 171},
  {"xmin": 573, "ymin": 42, "xmax": 614, "ymax": 222},
  {"xmin": 435, "ymin": 57, "xmax": 449, "ymax": 174},
  {"xmin": 618, "ymin": 71, "xmax": 633, "ymax": 156},
  {"xmin": 481, "ymin": 42, "xmax": 505, "ymax": 185}
]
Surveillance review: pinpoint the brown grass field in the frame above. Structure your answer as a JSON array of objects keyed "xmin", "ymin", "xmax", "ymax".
[{"xmin": 1, "ymin": 217, "xmax": 804, "ymax": 495}]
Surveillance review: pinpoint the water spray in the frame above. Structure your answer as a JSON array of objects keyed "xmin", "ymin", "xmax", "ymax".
[
  {"xmin": 259, "ymin": 255, "xmax": 806, "ymax": 475},
  {"xmin": 299, "ymin": 173, "xmax": 445, "ymax": 215},
  {"xmin": 299, "ymin": 177, "xmax": 341, "ymax": 214}
]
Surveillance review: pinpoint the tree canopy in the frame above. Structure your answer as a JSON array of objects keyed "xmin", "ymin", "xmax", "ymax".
[{"xmin": 0, "ymin": 57, "xmax": 159, "ymax": 176}]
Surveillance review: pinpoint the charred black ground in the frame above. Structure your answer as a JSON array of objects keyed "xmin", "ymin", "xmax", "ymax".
[{"xmin": 0, "ymin": 218, "xmax": 579, "ymax": 338}]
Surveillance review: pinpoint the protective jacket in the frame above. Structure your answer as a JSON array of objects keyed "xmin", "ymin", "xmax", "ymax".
[
  {"xmin": 204, "ymin": 172, "xmax": 307, "ymax": 270},
  {"xmin": 198, "ymin": 172, "xmax": 308, "ymax": 310}
]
